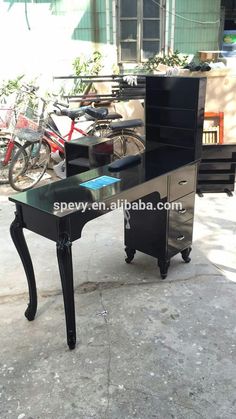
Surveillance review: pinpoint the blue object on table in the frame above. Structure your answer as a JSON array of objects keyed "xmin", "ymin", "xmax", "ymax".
[{"xmin": 80, "ymin": 175, "xmax": 121, "ymax": 190}]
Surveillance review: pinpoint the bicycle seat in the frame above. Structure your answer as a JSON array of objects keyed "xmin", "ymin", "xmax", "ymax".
[
  {"xmin": 110, "ymin": 119, "xmax": 144, "ymax": 130},
  {"xmin": 85, "ymin": 107, "xmax": 108, "ymax": 120},
  {"xmin": 55, "ymin": 108, "xmax": 84, "ymax": 121},
  {"xmin": 106, "ymin": 112, "xmax": 123, "ymax": 120}
]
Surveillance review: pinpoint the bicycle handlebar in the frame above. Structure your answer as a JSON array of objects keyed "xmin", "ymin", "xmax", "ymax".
[
  {"xmin": 21, "ymin": 83, "xmax": 39, "ymax": 93},
  {"xmin": 53, "ymin": 109, "xmax": 69, "ymax": 116},
  {"xmin": 53, "ymin": 101, "xmax": 69, "ymax": 109}
]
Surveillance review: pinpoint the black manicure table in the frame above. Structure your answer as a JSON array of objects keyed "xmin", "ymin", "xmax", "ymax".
[
  {"xmin": 9, "ymin": 76, "xmax": 206, "ymax": 349},
  {"xmin": 9, "ymin": 145, "xmax": 199, "ymax": 349}
]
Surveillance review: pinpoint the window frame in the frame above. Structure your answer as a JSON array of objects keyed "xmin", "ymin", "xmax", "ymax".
[{"xmin": 118, "ymin": 0, "xmax": 164, "ymax": 63}]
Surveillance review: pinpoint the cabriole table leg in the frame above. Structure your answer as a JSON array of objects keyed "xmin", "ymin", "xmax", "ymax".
[
  {"xmin": 56, "ymin": 233, "xmax": 76, "ymax": 350},
  {"xmin": 10, "ymin": 210, "xmax": 37, "ymax": 321}
]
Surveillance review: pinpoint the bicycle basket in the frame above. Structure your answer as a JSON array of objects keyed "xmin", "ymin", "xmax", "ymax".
[
  {"xmin": 0, "ymin": 107, "xmax": 14, "ymax": 129},
  {"xmin": 14, "ymin": 103, "xmax": 44, "ymax": 142},
  {"xmin": 15, "ymin": 113, "xmax": 39, "ymax": 130}
]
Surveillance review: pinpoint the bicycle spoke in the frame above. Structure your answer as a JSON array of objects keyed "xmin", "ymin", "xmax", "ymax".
[
  {"xmin": 0, "ymin": 138, "xmax": 25, "ymax": 184},
  {"xmin": 9, "ymin": 140, "xmax": 50, "ymax": 191},
  {"xmin": 109, "ymin": 130, "xmax": 145, "ymax": 159}
]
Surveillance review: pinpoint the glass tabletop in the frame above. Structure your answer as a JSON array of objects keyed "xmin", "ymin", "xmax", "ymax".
[{"xmin": 9, "ymin": 145, "xmax": 197, "ymax": 217}]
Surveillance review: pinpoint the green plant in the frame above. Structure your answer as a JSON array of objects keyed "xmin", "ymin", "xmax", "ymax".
[
  {"xmin": 0, "ymin": 75, "xmax": 41, "ymax": 121},
  {"xmin": 0, "ymin": 75, "xmax": 25, "ymax": 103},
  {"xmin": 136, "ymin": 50, "xmax": 188, "ymax": 74},
  {"xmin": 70, "ymin": 51, "xmax": 104, "ymax": 95}
]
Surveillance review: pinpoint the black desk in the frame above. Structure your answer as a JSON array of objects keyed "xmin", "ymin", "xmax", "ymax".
[{"xmin": 9, "ymin": 145, "xmax": 198, "ymax": 349}]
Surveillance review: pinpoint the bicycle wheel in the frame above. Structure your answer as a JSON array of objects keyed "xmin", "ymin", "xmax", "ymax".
[
  {"xmin": 87, "ymin": 122, "xmax": 111, "ymax": 138},
  {"xmin": 9, "ymin": 139, "xmax": 51, "ymax": 192},
  {"xmin": 0, "ymin": 137, "xmax": 25, "ymax": 184},
  {"xmin": 107, "ymin": 129, "xmax": 145, "ymax": 159}
]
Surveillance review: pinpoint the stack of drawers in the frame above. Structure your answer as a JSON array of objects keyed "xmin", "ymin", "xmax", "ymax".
[
  {"xmin": 167, "ymin": 164, "xmax": 197, "ymax": 258},
  {"xmin": 124, "ymin": 162, "xmax": 198, "ymax": 279}
]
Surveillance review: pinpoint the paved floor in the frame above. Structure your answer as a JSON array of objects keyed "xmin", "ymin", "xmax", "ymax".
[{"xmin": 0, "ymin": 183, "xmax": 236, "ymax": 419}]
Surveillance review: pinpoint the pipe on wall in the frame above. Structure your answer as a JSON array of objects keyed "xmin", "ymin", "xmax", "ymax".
[
  {"xmin": 91, "ymin": 0, "xmax": 99, "ymax": 45},
  {"xmin": 105, "ymin": 0, "xmax": 111, "ymax": 44},
  {"xmin": 170, "ymin": 0, "xmax": 176, "ymax": 51},
  {"xmin": 165, "ymin": 0, "xmax": 169, "ymax": 53},
  {"xmin": 112, "ymin": 0, "xmax": 117, "ymax": 46}
]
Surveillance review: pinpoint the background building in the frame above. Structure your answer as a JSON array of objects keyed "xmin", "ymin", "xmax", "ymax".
[{"xmin": 0, "ymin": 0, "xmax": 229, "ymax": 79}]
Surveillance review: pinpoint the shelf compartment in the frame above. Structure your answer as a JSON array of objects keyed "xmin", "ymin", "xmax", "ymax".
[{"xmin": 146, "ymin": 108, "xmax": 196, "ymax": 130}]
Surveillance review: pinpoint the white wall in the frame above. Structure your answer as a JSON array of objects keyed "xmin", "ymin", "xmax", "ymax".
[{"xmin": 0, "ymin": 2, "xmax": 117, "ymax": 92}]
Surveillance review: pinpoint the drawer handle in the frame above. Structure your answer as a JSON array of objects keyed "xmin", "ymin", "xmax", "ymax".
[
  {"xmin": 178, "ymin": 180, "xmax": 188, "ymax": 185},
  {"xmin": 177, "ymin": 235, "xmax": 185, "ymax": 241},
  {"xmin": 178, "ymin": 208, "xmax": 187, "ymax": 214}
]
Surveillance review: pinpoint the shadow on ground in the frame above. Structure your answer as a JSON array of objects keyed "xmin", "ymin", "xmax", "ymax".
[{"xmin": 0, "ymin": 190, "xmax": 235, "ymax": 419}]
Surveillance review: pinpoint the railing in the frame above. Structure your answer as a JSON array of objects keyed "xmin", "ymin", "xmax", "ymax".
[{"xmin": 53, "ymin": 74, "xmax": 146, "ymax": 103}]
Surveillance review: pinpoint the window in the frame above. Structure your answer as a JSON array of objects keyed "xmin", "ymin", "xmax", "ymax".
[{"xmin": 119, "ymin": 0, "xmax": 162, "ymax": 62}]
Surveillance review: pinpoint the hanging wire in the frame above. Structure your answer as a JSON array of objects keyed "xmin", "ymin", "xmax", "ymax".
[
  {"xmin": 25, "ymin": 0, "xmax": 31, "ymax": 30},
  {"xmin": 152, "ymin": 0, "xmax": 220, "ymax": 25}
]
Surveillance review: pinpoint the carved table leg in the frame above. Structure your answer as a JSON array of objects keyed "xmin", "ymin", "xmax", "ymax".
[
  {"xmin": 125, "ymin": 247, "xmax": 136, "ymax": 264},
  {"xmin": 181, "ymin": 247, "xmax": 192, "ymax": 263},
  {"xmin": 57, "ymin": 233, "xmax": 76, "ymax": 350},
  {"xmin": 10, "ymin": 210, "xmax": 37, "ymax": 321},
  {"xmin": 158, "ymin": 258, "xmax": 170, "ymax": 280}
]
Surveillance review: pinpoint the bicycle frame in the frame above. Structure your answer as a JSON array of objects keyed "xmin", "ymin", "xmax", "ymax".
[
  {"xmin": 3, "ymin": 136, "xmax": 15, "ymax": 164},
  {"xmin": 44, "ymin": 117, "xmax": 90, "ymax": 154},
  {"xmin": 64, "ymin": 119, "xmax": 89, "ymax": 142}
]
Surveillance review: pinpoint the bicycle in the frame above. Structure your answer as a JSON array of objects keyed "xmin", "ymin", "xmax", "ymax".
[
  {"xmin": 0, "ymin": 84, "xmax": 39, "ymax": 184},
  {"xmin": 50, "ymin": 105, "xmax": 145, "ymax": 158},
  {"xmin": 9, "ymin": 99, "xmax": 145, "ymax": 192},
  {"xmin": 8, "ymin": 97, "xmax": 51, "ymax": 191}
]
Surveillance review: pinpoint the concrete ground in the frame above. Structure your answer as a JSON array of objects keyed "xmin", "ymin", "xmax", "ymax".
[{"xmin": 0, "ymin": 182, "xmax": 236, "ymax": 419}]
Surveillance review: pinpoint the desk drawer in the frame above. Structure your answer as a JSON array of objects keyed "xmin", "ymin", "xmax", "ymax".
[
  {"xmin": 169, "ymin": 165, "xmax": 196, "ymax": 201},
  {"xmin": 169, "ymin": 192, "xmax": 195, "ymax": 224},
  {"xmin": 168, "ymin": 218, "xmax": 193, "ymax": 256}
]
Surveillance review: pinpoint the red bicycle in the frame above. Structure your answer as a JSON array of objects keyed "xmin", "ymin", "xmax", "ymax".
[
  {"xmin": 0, "ymin": 84, "xmax": 39, "ymax": 184},
  {"xmin": 8, "ymin": 99, "xmax": 145, "ymax": 191}
]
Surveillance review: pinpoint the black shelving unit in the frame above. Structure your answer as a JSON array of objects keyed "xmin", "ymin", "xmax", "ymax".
[{"xmin": 145, "ymin": 77, "xmax": 206, "ymax": 160}]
